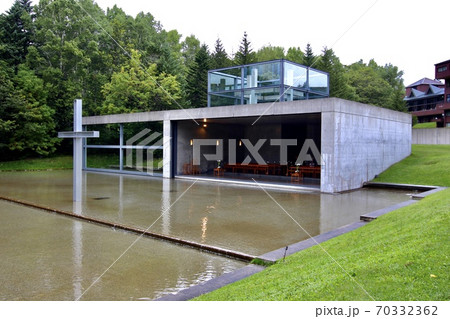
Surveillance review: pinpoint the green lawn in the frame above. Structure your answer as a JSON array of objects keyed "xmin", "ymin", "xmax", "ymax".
[
  {"xmin": 196, "ymin": 145, "xmax": 450, "ymax": 301},
  {"xmin": 0, "ymin": 154, "xmax": 162, "ymax": 171},
  {"xmin": 373, "ymin": 145, "xmax": 450, "ymax": 187},
  {"xmin": 0, "ymin": 156, "xmax": 73, "ymax": 171},
  {"xmin": 413, "ymin": 122, "xmax": 436, "ymax": 129}
]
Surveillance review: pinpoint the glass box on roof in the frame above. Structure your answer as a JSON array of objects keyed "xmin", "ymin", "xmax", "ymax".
[{"xmin": 208, "ymin": 60, "xmax": 329, "ymax": 107}]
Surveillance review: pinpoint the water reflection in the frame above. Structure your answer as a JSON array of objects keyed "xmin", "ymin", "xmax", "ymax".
[
  {"xmin": 0, "ymin": 170, "xmax": 412, "ymax": 257},
  {"xmin": 161, "ymin": 178, "xmax": 172, "ymax": 234},
  {"xmin": 201, "ymin": 216, "xmax": 208, "ymax": 243},
  {"xmin": 0, "ymin": 200, "xmax": 245, "ymax": 300},
  {"xmin": 72, "ymin": 220, "xmax": 83, "ymax": 300}
]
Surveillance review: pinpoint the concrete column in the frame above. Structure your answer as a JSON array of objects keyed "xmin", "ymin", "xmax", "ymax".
[
  {"xmin": 163, "ymin": 120, "xmax": 172, "ymax": 178},
  {"xmin": 320, "ymin": 111, "xmax": 337, "ymax": 193}
]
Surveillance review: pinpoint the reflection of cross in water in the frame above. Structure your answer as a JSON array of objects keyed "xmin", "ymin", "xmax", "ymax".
[{"xmin": 58, "ymin": 100, "xmax": 99, "ymax": 202}]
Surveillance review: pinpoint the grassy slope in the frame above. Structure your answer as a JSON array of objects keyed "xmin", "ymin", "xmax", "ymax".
[
  {"xmin": 373, "ymin": 145, "xmax": 450, "ymax": 187},
  {"xmin": 413, "ymin": 122, "xmax": 436, "ymax": 129},
  {"xmin": 197, "ymin": 145, "xmax": 450, "ymax": 301},
  {"xmin": 197, "ymin": 188, "xmax": 449, "ymax": 301}
]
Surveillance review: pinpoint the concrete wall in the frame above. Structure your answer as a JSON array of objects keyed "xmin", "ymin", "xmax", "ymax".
[
  {"xmin": 321, "ymin": 99, "xmax": 411, "ymax": 193},
  {"xmin": 412, "ymin": 128, "xmax": 450, "ymax": 144}
]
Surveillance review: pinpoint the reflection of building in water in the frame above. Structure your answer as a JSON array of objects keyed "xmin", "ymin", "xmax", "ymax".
[{"xmin": 161, "ymin": 178, "xmax": 172, "ymax": 235}]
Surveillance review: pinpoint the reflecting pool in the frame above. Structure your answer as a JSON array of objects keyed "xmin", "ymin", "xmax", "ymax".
[
  {"xmin": 0, "ymin": 200, "xmax": 245, "ymax": 301},
  {"xmin": 0, "ymin": 171, "xmax": 412, "ymax": 257}
]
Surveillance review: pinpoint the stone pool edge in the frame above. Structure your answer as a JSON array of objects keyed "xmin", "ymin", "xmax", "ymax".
[{"xmin": 156, "ymin": 183, "xmax": 446, "ymax": 301}]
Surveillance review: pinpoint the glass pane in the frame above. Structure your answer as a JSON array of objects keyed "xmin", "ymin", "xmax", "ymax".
[
  {"xmin": 123, "ymin": 148, "xmax": 163, "ymax": 175},
  {"xmin": 243, "ymin": 87, "xmax": 281, "ymax": 104},
  {"xmin": 283, "ymin": 88, "xmax": 307, "ymax": 101},
  {"xmin": 86, "ymin": 124, "xmax": 120, "ymax": 145},
  {"xmin": 209, "ymin": 91, "xmax": 242, "ymax": 107},
  {"xmin": 209, "ymin": 68, "xmax": 241, "ymax": 92},
  {"xmin": 244, "ymin": 61, "xmax": 281, "ymax": 88},
  {"xmin": 122, "ymin": 122, "xmax": 163, "ymax": 144},
  {"xmin": 308, "ymin": 69, "xmax": 329, "ymax": 94},
  {"xmin": 86, "ymin": 148, "xmax": 120, "ymax": 169},
  {"xmin": 308, "ymin": 92, "xmax": 328, "ymax": 99},
  {"xmin": 284, "ymin": 62, "xmax": 307, "ymax": 89}
]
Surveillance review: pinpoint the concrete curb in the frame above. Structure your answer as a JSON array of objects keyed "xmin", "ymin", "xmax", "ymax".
[
  {"xmin": 360, "ymin": 200, "xmax": 418, "ymax": 221},
  {"xmin": 258, "ymin": 221, "xmax": 368, "ymax": 263},
  {"xmin": 363, "ymin": 181, "xmax": 438, "ymax": 192},
  {"xmin": 411, "ymin": 187, "xmax": 447, "ymax": 200}
]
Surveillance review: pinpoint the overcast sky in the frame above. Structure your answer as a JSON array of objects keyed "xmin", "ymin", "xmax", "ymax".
[{"xmin": 1, "ymin": 0, "xmax": 449, "ymax": 86}]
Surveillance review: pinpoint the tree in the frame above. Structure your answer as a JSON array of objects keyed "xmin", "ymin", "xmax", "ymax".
[
  {"xmin": 303, "ymin": 43, "xmax": 315, "ymax": 67},
  {"xmin": 286, "ymin": 47, "xmax": 304, "ymax": 64},
  {"xmin": 317, "ymin": 47, "xmax": 355, "ymax": 100},
  {"xmin": 0, "ymin": 62, "xmax": 57, "ymax": 159},
  {"xmin": 100, "ymin": 50, "xmax": 182, "ymax": 114},
  {"xmin": 211, "ymin": 38, "xmax": 231, "ymax": 69},
  {"xmin": 0, "ymin": 0, "xmax": 35, "ymax": 68},
  {"xmin": 234, "ymin": 31, "xmax": 256, "ymax": 65},
  {"xmin": 181, "ymin": 34, "xmax": 201, "ymax": 70},
  {"xmin": 31, "ymin": 0, "xmax": 108, "ymax": 129},
  {"xmin": 346, "ymin": 61, "xmax": 392, "ymax": 108},
  {"xmin": 186, "ymin": 44, "xmax": 210, "ymax": 107},
  {"xmin": 255, "ymin": 45, "xmax": 285, "ymax": 62}
]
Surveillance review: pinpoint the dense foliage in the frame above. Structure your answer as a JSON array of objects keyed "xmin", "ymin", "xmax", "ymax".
[{"xmin": 0, "ymin": 0, "xmax": 406, "ymax": 159}]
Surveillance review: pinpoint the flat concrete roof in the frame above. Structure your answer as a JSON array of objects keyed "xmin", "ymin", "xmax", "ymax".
[{"xmin": 83, "ymin": 97, "xmax": 411, "ymax": 125}]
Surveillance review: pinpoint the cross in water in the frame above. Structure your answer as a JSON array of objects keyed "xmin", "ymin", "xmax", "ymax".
[{"xmin": 58, "ymin": 99, "xmax": 99, "ymax": 202}]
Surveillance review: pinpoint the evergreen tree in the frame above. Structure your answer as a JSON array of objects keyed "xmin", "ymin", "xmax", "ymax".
[
  {"xmin": 211, "ymin": 38, "xmax": 231, "ymax": 69},
  {"xmin": 317, "ymin": 47, "xmax": 355, "ymax": 100},
  {"xmin": 0, "ymin": 0, "xmax": 34, "ymax": 68},
  {"xmin": 186, "ymin": 44, "xmax": 210, "ymax": 107},
  {"xmin": 234, "ymin": 31, "xmax": 256, "ymax": 65},
  {"xmin": 303, "ymin": 43, "xmax": 315, "ymax": 67}
]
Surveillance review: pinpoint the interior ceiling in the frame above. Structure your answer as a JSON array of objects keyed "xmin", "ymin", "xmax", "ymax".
[{"xmin": 195, "ymin": 113, "xmax": 321, "ymax": 126}]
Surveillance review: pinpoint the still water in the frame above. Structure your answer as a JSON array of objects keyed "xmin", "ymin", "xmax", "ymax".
[
  {"xmin": 0, "ymin": 170, "xmax": 412, "ymax": 300},
  {"xmin": 0, "ymin": 200, "xmax": 245, "ymax": 300}
]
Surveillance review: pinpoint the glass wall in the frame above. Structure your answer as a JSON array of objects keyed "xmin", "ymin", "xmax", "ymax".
[
  {"xmin": 83, "ymin": 122, "xmax": 164, "ymax": 176},
  {"xmin": 208, "ymin": 59, "xmax": 329, "ymax": 107}
]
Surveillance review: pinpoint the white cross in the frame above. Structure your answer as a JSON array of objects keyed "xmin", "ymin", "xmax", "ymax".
[{"xmin": 58, "ymin": 100, "xmax": 99, "ymax": 202}]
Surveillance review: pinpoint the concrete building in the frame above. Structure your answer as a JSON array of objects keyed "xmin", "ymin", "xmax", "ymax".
[
  {"xmin": 405, "ymin": 59, "xmax": 450, "ymax": 127},
  {"xmin": 404, "ymin": 78, "xmax": 444, "ymax": 121},
  {"xmin": 435, "ymin": 59, "xmax": 450, "ymax": 127},
  {"xmin": 83, "ymin": 97, "xmax": 411, "ymax": 193}
]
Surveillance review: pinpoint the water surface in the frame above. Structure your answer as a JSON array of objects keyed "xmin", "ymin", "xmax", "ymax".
[
  {"xmin": 0, "ymin": 170, "xmax": 412, "ymax": 256},
  {"xmin": 0, "ymin": 200, "xmax": 245, "ymax": 301}
]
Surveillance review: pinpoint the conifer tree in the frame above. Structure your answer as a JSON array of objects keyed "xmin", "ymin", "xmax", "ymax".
[
  {"xmin": 234, "ymin": 31, "xmax": 256, "ymax": 65},
  {"xmin": 0, "ymin": 0, "xmax": 34, "ymax": 68},
  {"xmin": 211, "ymin": 38, "xmax": 230, "ymax": 69},
  {"xmin": 186, "ymin": 44, "xmax": 210, "ymax": 107},
  {"xmin": 303, "ymin": 43, "xmax": 315, "ymax": 67}
]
